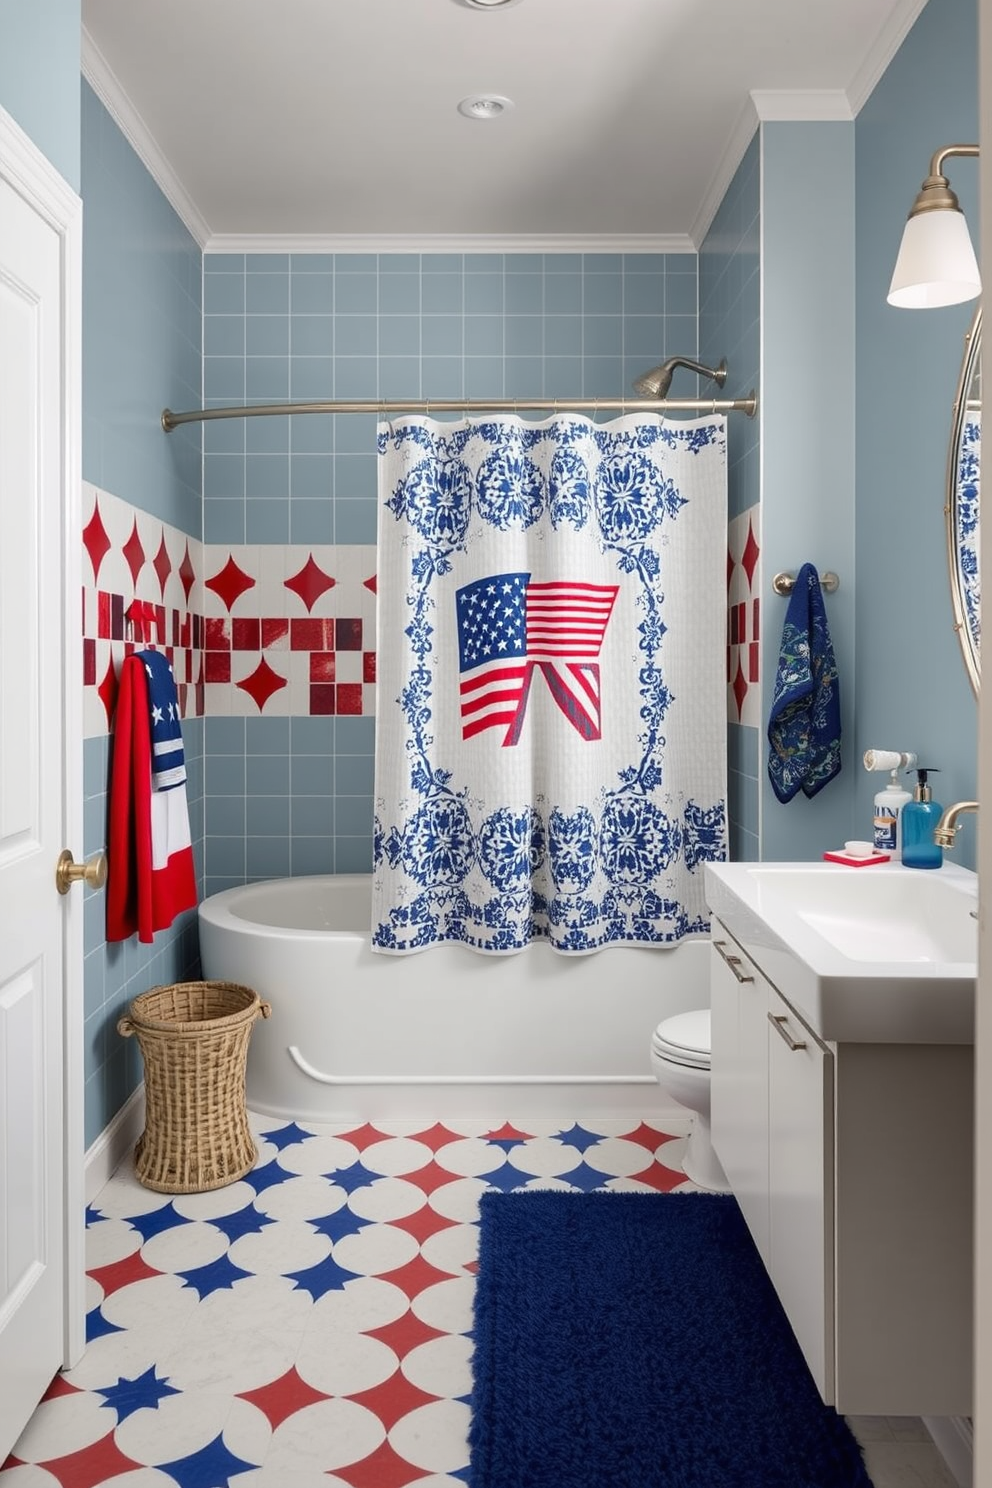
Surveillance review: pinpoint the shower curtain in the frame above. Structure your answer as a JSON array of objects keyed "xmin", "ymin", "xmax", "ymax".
[{"xmin": 372, "ymin": 413, "xmax": 727, "ymax": 954}]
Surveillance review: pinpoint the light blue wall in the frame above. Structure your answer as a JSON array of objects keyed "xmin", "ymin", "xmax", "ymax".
[
  {"xmin": 82, "ymin": 82, "xmax": 201, "ymax": 533},
  {"xmin": 0, "ymin": 0, "xmax": 80, "ymax": 189},
  {"xmin": 81, "ymin": 83, "xmax": 204, "ymax": 1146},
  {"xmin": 700, "ymin": 133, "xmax": 761, "ymax": 861},
  {"xmin": 760, "ymin": 121, "xmax": 858, "ymax": 860},
  {"xmin": 855, "ymin": 0, "xmax": 979, "ymax": 868},
  {"xmin": 201, "ymin": 251, "xmax": 699, "ymax": 894}
]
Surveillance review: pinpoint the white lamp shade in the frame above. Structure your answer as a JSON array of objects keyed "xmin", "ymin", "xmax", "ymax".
[{"xmin": 887, "ymin": 208, "xmax": 981, "ymax": 308}]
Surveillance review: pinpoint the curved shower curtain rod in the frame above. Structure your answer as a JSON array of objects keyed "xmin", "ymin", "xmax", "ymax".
[
  {"xmin": 162, "ymin": 393, "xmax": 757, "ymax": 430},
  {"xmin": 161, "ymin": 356, "xmax": 757, "ymax": 430}
]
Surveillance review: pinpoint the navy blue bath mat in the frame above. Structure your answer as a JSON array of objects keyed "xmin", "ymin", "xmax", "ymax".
[{"xmin": 469, "ymin": 1191, "xmax": 872, "ymax": 1488}]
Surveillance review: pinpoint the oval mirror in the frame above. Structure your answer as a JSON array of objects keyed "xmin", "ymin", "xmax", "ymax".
[{"xmin": 947, "ymin": 306, "xmax": 981, "ymax": 694}]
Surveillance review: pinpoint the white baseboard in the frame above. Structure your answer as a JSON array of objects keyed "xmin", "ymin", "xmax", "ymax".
[
  {"xmin": 923, "ymin": 1415, "xmax": 973, "ymax": 1488},
  {"xmin": 84, "ymin": 1085, "xmax": 144, "ymax": 1204}
]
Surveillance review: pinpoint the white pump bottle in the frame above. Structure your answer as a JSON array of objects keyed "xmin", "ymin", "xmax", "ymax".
[{"xmin": 863, "ymin": 749, "xmax": 916, "ymax": 854}]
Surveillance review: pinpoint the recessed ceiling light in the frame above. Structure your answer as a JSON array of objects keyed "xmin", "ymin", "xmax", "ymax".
[
  {"xmin": 457, "ymin": 94, "xmax": 515, "ymax": 121},
  {"xmin": 460, "ymin": 0, "xmax": 523, "ymax": 9}
]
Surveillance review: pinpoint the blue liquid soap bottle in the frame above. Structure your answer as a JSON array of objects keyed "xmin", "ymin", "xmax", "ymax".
[{"xmin": 900, "ymin": 767, "xmax": 943, "ymax": 869}]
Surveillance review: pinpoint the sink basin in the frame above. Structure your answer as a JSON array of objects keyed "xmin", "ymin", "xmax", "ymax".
[{"xmin": 704, "ymin": 860, "xmax": 977, "ymax": 1044}]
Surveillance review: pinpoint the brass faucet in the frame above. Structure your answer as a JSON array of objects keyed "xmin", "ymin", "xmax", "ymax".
[{"xmin": 933, "ymin": 800, "xmax": 979, "ymax": 849}]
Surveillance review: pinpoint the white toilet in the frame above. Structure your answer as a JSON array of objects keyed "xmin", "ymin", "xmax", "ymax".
[{"xmin": 649, "ymin": 1009, "xmax": 731, "ymax": 1192}]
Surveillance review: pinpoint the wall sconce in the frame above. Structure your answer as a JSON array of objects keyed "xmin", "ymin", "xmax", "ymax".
[{"xmin": 888, "ymin": 144, "xmax": 980, "ymax": 308}]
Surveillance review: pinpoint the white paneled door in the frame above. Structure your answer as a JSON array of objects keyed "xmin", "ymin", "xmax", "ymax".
[{"xmin": 0, "ymin": 112, "xmax": 83, "ymax": 1460}]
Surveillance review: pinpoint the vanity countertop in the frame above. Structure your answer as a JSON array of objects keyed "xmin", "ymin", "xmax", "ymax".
[{"xmin": 704, "ymin": 859, "xmax": 977, "ymax": 1044}]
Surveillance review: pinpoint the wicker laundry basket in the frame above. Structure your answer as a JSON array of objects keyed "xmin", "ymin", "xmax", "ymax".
[{"xmin": 118, "ymin": 980, "xmax": 271, "ymax": 1194}]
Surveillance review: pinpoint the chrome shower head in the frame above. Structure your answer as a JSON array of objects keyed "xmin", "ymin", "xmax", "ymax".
[{"xmin": 633, "ymin": 356, "xmax": 728, "ymax": 400}]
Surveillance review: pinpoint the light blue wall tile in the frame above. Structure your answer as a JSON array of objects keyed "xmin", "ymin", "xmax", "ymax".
[
  {"xmin": 246, "ymin": 754, "xmax": 291, "ymax": 796},
  {"xmin": 205, "ymin": 317, "xmax": 246, "ymax": 357},
  {"xmin": 291, "ymin": 455, "xmax": 334, "ymax": 498},
  {"xmin": 336, "ymin": 838, "xmax": 374, "ymax": 873},
  {"xmin": 290, "ymin": 358, "xmax": 334, "ymax": 399},
  {"xmin": 291, "ymin": 318, "xmax": 334, "ymax": 356},
  {"xmin": 291, "ymin": 274, "xmax": 334, "ymax": 314},
  {"xmin": 246, "ymin": 454, "xmax": 290, "ymax": 498},
  {"xmin": 291, "ymin": 500, "xmax": 334, "ymax": 544},
  {"xmin": 246, "ymin": 499, "xmax": 290, "ymax": 542},
  {"xmin": 336, "ymin": 274, "xmax": 378, "ymax": 314},
  {"xmin": 379, "ymin": 317, "xmax": 421, "ymax": 356},
  {"xmin": 247, "ymin": 316, "xmax": 290, "ymax": 356},
  {"xmin": 247, "ymin": 414, "xmax": 290, "ymax": 454},
  {"xmin": 423, "ymin": 274, "xmax": 463, "ymax": 313},
  {"xmin": 291, "ymin": 839, "xmax": 335, "ymax": 876},
  {"xmin": 335, "ymin": 498, "xmax": 377, "ymax": 544},
  {"xmin": 335, "ymin": 317, "xmax": 378, "ymax": 356},
  {"xmin": 247, "ymin": 273, "xmax": 290, "ymax": 314},
  {"xmin": 292, "ymin": 797, "xmax": 335, "ymax": 836},
  {"xmin": 465, "ymin": 316, "xmax": 503, "ymax": 356},
  {"xmin": 204, "ymin": 274, "xmax": 246, "ymax": 315},
  {"xmin": 246, "ymin": 357, "xmax": 290, "ymax": 399},
  {"xmin": 292, "ymin": 754, "xmax": 333, "ymax": 795}
]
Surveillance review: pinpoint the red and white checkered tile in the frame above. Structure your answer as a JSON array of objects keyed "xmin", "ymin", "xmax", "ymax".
[
  {"xmin": 201, "ymin": 544, "xmax": 377, "ymax": 719},
  {"xmin": 1, "ymin": 1114, "xmax": 696, "ymax": 1488}
]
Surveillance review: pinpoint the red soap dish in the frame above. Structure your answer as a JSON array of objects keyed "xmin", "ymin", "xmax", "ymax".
[{"xmin": 822, "ymin": 850, "xmax": 891, "ymax": 867}]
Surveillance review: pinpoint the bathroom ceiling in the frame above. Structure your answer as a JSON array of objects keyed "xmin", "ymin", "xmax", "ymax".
[{"xmin": 80, "ymin": 0, "xmax": 926, "ymax": 248}]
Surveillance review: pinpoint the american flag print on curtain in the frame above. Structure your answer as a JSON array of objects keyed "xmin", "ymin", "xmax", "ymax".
[
  {"xmin": 373, "ymin": 414, "xmax": 728, "ymax": 955},
  {"xmin": 457, "ymin": 573, "xmax": 619, "ymax": 744}
]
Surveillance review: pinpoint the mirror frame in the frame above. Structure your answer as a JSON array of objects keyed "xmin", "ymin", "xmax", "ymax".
[{"xmin": 946, "ymin": 304, "xmax": 981, "ymax": 696}]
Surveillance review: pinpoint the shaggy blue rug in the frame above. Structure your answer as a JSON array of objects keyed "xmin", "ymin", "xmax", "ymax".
[{"xmin": 469, "ymin": 1191, "xmax": 873, "ymax": 1488}]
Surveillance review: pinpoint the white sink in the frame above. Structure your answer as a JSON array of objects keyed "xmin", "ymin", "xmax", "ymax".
[{"xmin": 704, "ymin": 860, "xmax": 977, "ymax": 1043}]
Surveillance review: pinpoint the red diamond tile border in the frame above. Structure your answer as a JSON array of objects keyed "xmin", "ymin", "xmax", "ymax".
[
  {"xmin": 236, "ymin": 657, "xmax": 289, "ymax": 712},
  {"xmin": 285, "ymin": 553, "xmax": 337, "ymax": 612},
  {"xmin": 205, "ymin": 553, "xmax": 257, "ymax": 611},
  {"xmin": 82, "ymin": 501, "xmax": 112, "ymax": 585}
]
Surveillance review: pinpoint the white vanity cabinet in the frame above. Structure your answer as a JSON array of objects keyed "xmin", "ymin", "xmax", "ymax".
[
  {"xmin": 709, "ymin": 920, "xmax": 973, "ymax": 1417},
  {"xmin": 710, "ymin": 933, "xmax": 832, "ymax": 1397}
]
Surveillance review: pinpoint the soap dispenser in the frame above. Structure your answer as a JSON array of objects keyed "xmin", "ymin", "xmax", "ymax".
[{"xmin": 900, "ymin": 767, "xmax": 943, "ymax": 870}]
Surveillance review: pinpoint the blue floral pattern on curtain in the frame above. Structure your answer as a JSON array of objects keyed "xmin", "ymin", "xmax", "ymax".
[{"xmin": 372, "ymin": 414, "xmax": 728, "ymax": 954}]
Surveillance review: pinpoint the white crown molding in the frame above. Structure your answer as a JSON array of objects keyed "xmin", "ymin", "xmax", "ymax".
[
  {"xmin": 81, "ymin": 25, "xmax": 211, "ymax": 248},
  {"xmin": 689, "ymin": 96, "xmax": 759, "ymax": 249},
  {"xmin": 750, "ymin": 89, "xmax": 854, "ymax": 122},
  {"xmin": 203, "ymin": 231, "xmax": 696, "ymax": 257},
  {"xmin": 847, "ymin": 0, "xmax": 929, "ymax": 116}
]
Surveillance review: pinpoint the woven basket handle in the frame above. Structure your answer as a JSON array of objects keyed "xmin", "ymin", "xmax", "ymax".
[
  {"xmin": 258, "ymin": 1001, "xmax": 272, "ymax": 1020},
  {"xmin": 117, "ymin": 1016, "xmax": 135, "ymax": 1038}
]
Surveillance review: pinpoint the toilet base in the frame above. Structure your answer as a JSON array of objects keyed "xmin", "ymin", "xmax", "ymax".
[{"xmin": 681, "ymin": 1117, "xmax": 732, "ymax": 1194}]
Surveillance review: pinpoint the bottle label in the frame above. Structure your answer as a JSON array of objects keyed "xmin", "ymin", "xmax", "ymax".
[{"xmin": 874, "ymin": 813, "xmax": 897, "ymax": 850}]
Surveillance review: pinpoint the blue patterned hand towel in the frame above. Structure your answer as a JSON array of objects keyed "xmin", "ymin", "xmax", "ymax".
[{"xmin": 767, "ymin": 563, "xmax": 841, "ymax": 803}]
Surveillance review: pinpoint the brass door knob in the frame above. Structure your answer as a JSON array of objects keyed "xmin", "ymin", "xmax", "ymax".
[{"xmin": 55, "ymin": 849, "xmax": 108, "ymax": 895}]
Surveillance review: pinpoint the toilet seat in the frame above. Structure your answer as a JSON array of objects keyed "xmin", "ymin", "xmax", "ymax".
[{"xmin": 651, "ymin": 1009, "xmax": 711, "ymax": 1069}]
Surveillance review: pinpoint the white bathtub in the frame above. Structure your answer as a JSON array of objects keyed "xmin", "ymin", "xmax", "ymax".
[{"xmin": 198, "ymin": 873, "xmax": 710, "ymax": 1123}]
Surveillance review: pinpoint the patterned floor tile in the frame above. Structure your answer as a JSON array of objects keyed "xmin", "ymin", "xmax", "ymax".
[{"xmin": 2, "ymin": 1115, "xmax": 699, "ymax": 1488}]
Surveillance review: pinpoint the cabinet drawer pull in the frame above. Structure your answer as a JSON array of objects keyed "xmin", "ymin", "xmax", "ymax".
[
  {"xmin": 768, "ymin": 1011, "xmax": 807, "ymax": 1051},
  {"xmin": 713, "ymin": 939, "xmax": 755, "ymax": 984}
]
